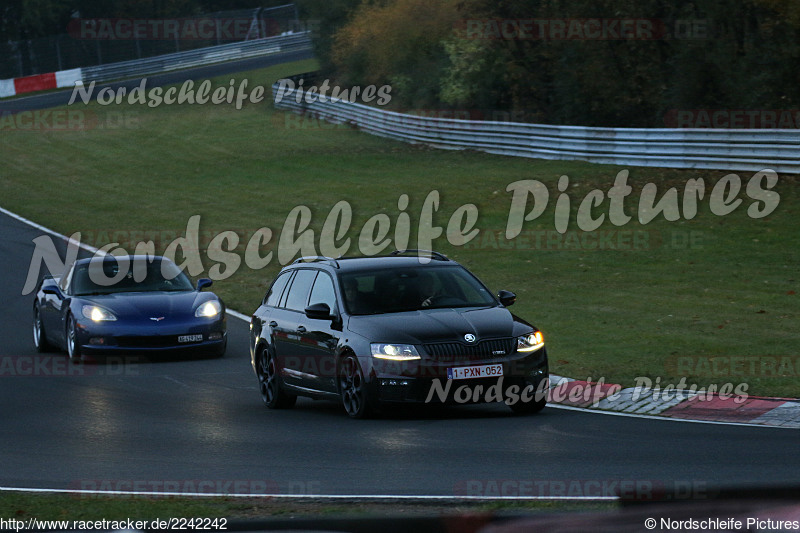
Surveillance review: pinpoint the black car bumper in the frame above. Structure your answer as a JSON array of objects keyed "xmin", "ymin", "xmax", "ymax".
[{"xmin": 368, "ymin": 347, "xmax": 548, "ymax": 405}]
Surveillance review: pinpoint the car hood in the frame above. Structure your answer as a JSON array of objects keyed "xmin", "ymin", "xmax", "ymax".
[
  {"xmin": 347, "ymin": 306, "xmax": 522, "ymax": 344},
  {"xmin": 81, "ymin": 291, "xmax": 210, "ymax": 319}
]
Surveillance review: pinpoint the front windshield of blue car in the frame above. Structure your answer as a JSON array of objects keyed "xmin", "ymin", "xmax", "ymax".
[
  {"xmin": 71, "ymin": 258, "xmax": 195, "ymax": 295},
  {"xmin": 340, "ymin": 266, "xmax": 496, "ymax": 315}
]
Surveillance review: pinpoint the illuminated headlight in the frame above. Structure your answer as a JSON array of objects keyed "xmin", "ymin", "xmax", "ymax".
[
  {"xmin": 195, "ymin": 300, "xmax": 222, "ymax": 318},
  {"xmin": 82, "ymin": 305, "xmax": 117, "ymax": 322},
  {"xmin": 517, "ymin": 331, "xmax": 544, "ymax": 352},
  {"xmin": 371, "ymin": 343, "xmax": 421, "ymax": 361}
]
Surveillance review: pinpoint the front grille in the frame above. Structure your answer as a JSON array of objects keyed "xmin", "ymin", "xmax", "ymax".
[{"xmin": 423, "ymin": 338, "xmax": 514, "ymax": 362}]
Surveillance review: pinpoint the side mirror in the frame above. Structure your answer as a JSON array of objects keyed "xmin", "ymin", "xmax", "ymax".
[
  {"xmin": 498, "ymin": 290, "xmax": 516, "ymax": 307},
  {"xmin": 197, "ymin": 278, "xmax": 213, "ymax": 291},
  {"xmin": 305, "ymin": 302, "xmax": 334, "ymax": 320},
  {"xmin": 42, "ymin": 286, "xmax": 61, "ymax": 297}
]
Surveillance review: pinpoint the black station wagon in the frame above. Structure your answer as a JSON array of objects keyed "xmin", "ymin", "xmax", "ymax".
[{"xmin": 249, "ymin": 250, "xmax": 548, "ymax": 418}]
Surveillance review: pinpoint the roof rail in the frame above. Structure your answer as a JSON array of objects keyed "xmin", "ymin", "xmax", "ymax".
[
  {"xmin": 390, "ymin": 249, "xmax": 450, "ymax": 262},
  {"xmin": 292, "ymin": 256, "xmax": 340, "ymax": 268}
]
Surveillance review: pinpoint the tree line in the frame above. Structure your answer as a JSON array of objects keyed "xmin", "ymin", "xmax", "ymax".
[{"xmin": 297, "ymin": 0, "xmax": 800, "ymax": 128}]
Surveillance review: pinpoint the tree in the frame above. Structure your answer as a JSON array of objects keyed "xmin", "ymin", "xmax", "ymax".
[{"xmin": 329, "ymin": 0, "xmax": 462, "ymax": 107}]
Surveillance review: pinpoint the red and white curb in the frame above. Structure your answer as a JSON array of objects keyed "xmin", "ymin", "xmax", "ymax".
[
  {"xmin": 0, "ymin": 68, "xmax": 82, "ymax": 98},
  {"xmin": 548, "ymin": 374, "xmax": 800, "ymax": 429}
]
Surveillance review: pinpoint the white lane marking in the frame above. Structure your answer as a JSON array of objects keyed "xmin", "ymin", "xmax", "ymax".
[
  {"xmin": 226, "ymin": 309, "xmax": 250, "ymax": 322},
  {"xmin": 0, "ymin": 486, "xmax": 616, "ymax": 501},
  {"xmin": 0, "ymin": 205, "xmax": 99, "ymax": 254}
]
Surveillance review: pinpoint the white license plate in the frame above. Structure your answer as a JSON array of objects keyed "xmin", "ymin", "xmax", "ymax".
[
  {"xmin": 447, "ymin": 364, "xmax": 503, "ymax": 380},
  {"xmin": 178, "ymin": 334, "xmax": 203, "ymax": 343}
]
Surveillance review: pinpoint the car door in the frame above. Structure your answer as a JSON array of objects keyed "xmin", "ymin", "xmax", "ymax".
[
  {"xmin": 271, "ymin": 268, "xmax": 317, "ymax": 390},
  {"xmin": 252, "ymin": 270, "xmax": 292, "ymax": 357},
  {"xmin": 298, "ymin": 271, "xmax": 342, "ymax": 393},
  {"xmin": 41, "ymin": 264, "xmax": 76, "ymax": 347}
]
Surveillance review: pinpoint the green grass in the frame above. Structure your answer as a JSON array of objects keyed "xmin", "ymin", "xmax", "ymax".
[
  {"xmin": 1, "ymin": 58, "xmax": 798, "ymax": 397},
  {"xmin": 0, "ymin": 491, "xmax": 616, "ymax": 522}
]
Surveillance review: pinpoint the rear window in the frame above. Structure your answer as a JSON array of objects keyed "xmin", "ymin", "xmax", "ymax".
[
  {"xmin": 264, "ymin": 271, "xmax": 291, "ymax": 307},
  {"xmin": 283, "ymin": 269, "xmax": 317, "ymax": 312}
]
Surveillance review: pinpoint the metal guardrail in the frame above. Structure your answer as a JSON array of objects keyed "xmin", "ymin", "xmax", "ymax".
[
  {"xmin": 272, "ymin": 78, "xmax": 800, "ymax": 174},
  {"xmin": 81, "ymin": 32, "xmax": 312, "ymax": 84}
]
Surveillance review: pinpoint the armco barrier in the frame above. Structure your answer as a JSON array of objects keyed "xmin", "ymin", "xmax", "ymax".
[
  {"xmin": 0, "ymin": 32, "xmax": 311, "ymax": 98},
  {"xmin": 81, "ymin": 31, "xmax": 311, "ymax": 84},
  {"xmin": 272, "ymin": 79, "xmax": 800, "ymax": 174},
  {"xmin": 14, "ymin": 73, "xmax": 56, "ymax": 94},
  {"xmin": 0, "ymin": 69, "xmax": 82, "ymax": 97}
]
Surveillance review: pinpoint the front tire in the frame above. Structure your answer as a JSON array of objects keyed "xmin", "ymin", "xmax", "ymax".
[
  {"xmin": 66, "ymin": 315, "xmax": 82, "ymax": 363},
  {"xmin": 33, "ymin": 305, "xmax": 52, "ymax": 353},
  {"xmin": 338, "ymin": 354, "xmax": 373, "ymax": 419},
  {"xmin": 508, "ymin": 378, "xmax": 547, "ymax": 415},
  {"xmin": 211, "ymin": 336, "xmax": 227, "ymax": 358},
  {"xmin": 257, "ymin": 348, "xmax": 296, "ymax": 409}
]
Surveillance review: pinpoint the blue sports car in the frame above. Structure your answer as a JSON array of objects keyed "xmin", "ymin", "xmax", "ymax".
[{"xmin": 32, "ymin": 255, "xmax": 227, "ymax": 361}]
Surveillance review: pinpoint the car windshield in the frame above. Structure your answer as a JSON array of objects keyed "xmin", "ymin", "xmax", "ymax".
[
  {"xmin": 340, "ymin": 266, "xmax": 496, "ymax": 315},
  {"xmin": 71, "ymin": 258, "xmax": 195, "ymax": 295}
]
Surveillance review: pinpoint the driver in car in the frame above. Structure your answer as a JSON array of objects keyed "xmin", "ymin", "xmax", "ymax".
[
  {"xmin": 418, "ymin": 273, "xmax": 441, "ymax": 307},
  {"xmin": 344, "ymin": 279, "xmax": 371, "ymax": 314}
]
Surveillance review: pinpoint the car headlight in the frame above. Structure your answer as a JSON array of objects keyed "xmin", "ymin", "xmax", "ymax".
[
  {"xmin": 371, "ymin": 343, "xmax": 421, "ymax": 361},
  {"xmin": 517, "ymin": 331, "xmax": 544, "ymax": 352},
  {"xmin": 195, "ymin": 300, "xmax": 222, "ymax": 318},
  {"xmin": 82, "ymin": 305, "xmax": 117, "ymax": 322}
]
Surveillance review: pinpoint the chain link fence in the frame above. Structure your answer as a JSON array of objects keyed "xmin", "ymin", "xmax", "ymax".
[{"xmin": 1, "ymin": 4, "xmax": 301, "ymax": 79}]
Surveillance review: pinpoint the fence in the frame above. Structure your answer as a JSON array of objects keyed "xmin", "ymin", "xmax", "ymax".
[
  {"xmin": 0, "ymin": 33, "xmax": 312, "ymax": 98},
  {"xmin": 82, "ymin": 32, "xmax": 311, "ymax": 84},
  {"xmin": 0, "ymin": 4, "xmax": 301, "ymax": 79},
  {"xmin": 271, "ymin": 76, "xmax": 800, "ymax": 174}
]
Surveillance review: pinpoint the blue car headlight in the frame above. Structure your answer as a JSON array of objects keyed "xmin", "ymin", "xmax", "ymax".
[
  {"xmin": 82, "ymin": 305, "xmax": 117, "ymax": 322},
  {"xmin": 371, "ymin": 343, "xmax": 421, "ymax": 361},
  {"xmin": 517, "ymin": 331, "xmax": 544, "ymax": 352},
  {"xmin": 195, "ymin": 300, "xmax": 222, "ymax": 318}
]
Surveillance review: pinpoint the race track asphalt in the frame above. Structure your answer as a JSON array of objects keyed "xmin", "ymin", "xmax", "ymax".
[{"xmin": 1, "ymin": 209, "xmax": 798, "ymax": 498}]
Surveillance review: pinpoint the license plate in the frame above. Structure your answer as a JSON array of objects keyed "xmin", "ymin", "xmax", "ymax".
[
  {"xmin": 178, "ymin": 334, "xmax": 203, "ymax": 343},
  {"xmin": 447, "ymin": 364, "xmax": 503, "ymax": 380}
]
